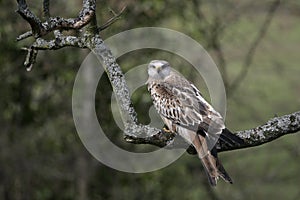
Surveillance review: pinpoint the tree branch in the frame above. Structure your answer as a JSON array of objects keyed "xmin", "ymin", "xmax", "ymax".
[
  {"xmin": 228, "ymin": 0, "xmax": 281, "ymax": 95},
  {"xmin": 43, "ymin": 0, "xmax": 50, "ymax": 19},
  {"xmin": 16, "ymin": 0, "xmax": 43, "ymax": 38},
  {"xmin": 16, "ymin": 0, "xmax": 96, "ymax": 39},
  {"xmin": 125, "ymin": 111, "xmax": 300, "ymax": 154},
  {"xmin": 192, "ymin": 0, "xmax": 281, "ymax": 95},
  {"xmin": 98, "ymin": 6, "xmax": 126, "ymax": 32},
  {"xmin": 16, "ymin": 0, "xmax": 125, "ymax": 71},
  {"xmin": 219, "ymin": 111, "xmax": 300, "ymax": 152},
  {"xmin": 32, "ymin": 36, "xmax": 88, "ymax": 50}
]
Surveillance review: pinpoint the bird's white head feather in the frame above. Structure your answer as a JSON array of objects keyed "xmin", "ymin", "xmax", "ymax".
[{"xmin": 147, "ymin": 60, "xmax": 171, "ymax": 80}]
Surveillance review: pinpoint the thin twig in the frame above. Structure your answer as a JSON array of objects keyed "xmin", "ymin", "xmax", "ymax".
[
  {"xmin": 228, "ymin": 0, "xmax": 281, "ymax": 95},
  {"xmin": 43, "ymin": 0, "xmax": 50, "ymax": 19},
  {"xmin": 191, "ymin": 0, "xmax": 210, "ymax": 42},
  {"xmin": 16, "ymin": 0, "xmax": 43, "ymax": 37},
  {"xmin": 98, "ymin": 6, "xmax": 126, "ymax": 32},
  {"xmin": 22, "ymin": 47, "xmax": 38, "ymax": 71},
  {"xmin": 191, "ymin": 0, "xmax": 229, "ymax": 88},
  {"xmin": 16, "ymin": 0, "xmax": 96, "ymax": 38},
  {"xmin": 16, "ymin": 0, "xmax": 96, "ymax": 69},
  {"xmin": 210, "ymin": 17, "xmax": 229, "ymax": 89},
  {"xmin": 16, "ymin": 31, "xmax": 32, "ymax": 41}
]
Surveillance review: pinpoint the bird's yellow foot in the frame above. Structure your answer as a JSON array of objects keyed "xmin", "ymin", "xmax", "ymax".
[{"xmin": 163, "ymin": 127, "xmax": 172, "ymax": 133}]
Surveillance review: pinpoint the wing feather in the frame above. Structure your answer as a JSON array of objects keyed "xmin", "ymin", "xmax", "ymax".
[{"xmin": 148, "ymin": 77, "xmax": 225, "ymax": 135}]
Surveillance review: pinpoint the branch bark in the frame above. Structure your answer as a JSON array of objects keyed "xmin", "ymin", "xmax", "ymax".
[
  {"xmin": 16, "ymin": 0, "xmax": 96, "ymax": 39},
  {"xmin": 16, "ymin": 1, "xmax": 300, "ymax": 156},
  {"xmin": 125, "ymin": 111, "xmax": 300, "ymax": 154}
]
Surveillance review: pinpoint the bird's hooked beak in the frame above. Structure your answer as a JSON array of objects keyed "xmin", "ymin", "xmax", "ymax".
[
  {"xmin": 151, "ymin": 62, "xmax": 164, "ymax": 73},
  {"xmin": 155, "ymin": 65, "xmax": 162, "ymax": 73},
  {"xmin": 146, "ymin": 62, "xmax": 164, "ymax": 84}
]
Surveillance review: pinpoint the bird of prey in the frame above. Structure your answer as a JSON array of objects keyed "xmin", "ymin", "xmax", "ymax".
[{"xmin": 146, "ymin": 60, "xmax": 244, "ymax": 186}]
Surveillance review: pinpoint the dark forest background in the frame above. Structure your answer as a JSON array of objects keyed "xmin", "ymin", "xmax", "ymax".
[{"xmin": 1, "ymin": 0, "xmax": 300, "ymax": 199}]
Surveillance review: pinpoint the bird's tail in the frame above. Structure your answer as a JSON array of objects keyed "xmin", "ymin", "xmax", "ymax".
[
  {"xmin": 196, "ymin": 135, "xmax": 233, "ymax": 186},
  {"xmin": 219, "ymin": 128, "xmax": 245, "ymax": 147},
  {"xmin": 201, "ymin": 148, "xmax": 233, "ymax": 186}
]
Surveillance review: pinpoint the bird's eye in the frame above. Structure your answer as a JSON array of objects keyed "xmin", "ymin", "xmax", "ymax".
[
  {"xmin": 161, "ymin": 64, "xmax": 167, "ymax": 69},
  {"xmin": 151, "ymin": 65, "xmax": 156, "ymax": 68}
]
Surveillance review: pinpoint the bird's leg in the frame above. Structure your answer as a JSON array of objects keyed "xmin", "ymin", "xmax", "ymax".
[{"xmin": 163, "ymin": 124, "xmax": 173, "ymax": 133}]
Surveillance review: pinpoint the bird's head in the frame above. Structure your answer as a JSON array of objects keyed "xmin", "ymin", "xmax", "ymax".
[{"xmin": 147, "ymin": 60, "xmax": 171, "ymax": 80}]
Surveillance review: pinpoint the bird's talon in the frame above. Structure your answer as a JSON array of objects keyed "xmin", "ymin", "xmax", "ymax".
[{"xmin": 163, "ymin": 127, "xmax": 172, "ymax": 133}]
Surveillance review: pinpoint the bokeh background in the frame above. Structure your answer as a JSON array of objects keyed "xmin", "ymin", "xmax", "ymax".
[{"xmin": 1, "ymin": 0, "xmax": 300, "ymax": 199}]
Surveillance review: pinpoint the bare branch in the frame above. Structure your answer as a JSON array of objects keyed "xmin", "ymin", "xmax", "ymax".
[
  {"xmin": 219, "ymin": 111, "xmax": 300, "ymax": 152},
  {"xmin": 20, "ymin": 35, "xmax": 88, "ymax": 71},
  {"xmin": 125, "ymin": 111, "xmax": 300, "ymax": 154},
  {"xmin": 43, "ymin": 0, "xmax": 50, "ymax": 19},
  {"xmin": 86, "ymin": 35, "xmax": 138, "ymax": 126},
  {"xmin": 191, "ymin": 0, "xmax": 280, "ymax": 94},
  {"xmin": 16, "ymin": 0, "xmax": 97, "ymax": 69},
  {"xmin": 191, "ymin": 1, "xmax": 230, "ymax": 88},
  {"xmin": 16, "ymin": 31, "xmax": 33, "ymax": 41},
  {"xmin": 209, "ymin": 17, "xmax": 229, "ymax": 89},
  {"xmin": 21, "ymin": 47, "xmax": 38, "ymax": 71},
  {"xmin": 228, "ymin": 0, "xmax": 281, "ymax": 95},
  {"xmin": 16, "ymin": 0, "xmax": 43, "ymax": 37},
  {"xmin": 98, "ymin": 6, "xmax": 126, "ymax": 32},
  {"xmin": 40, "ymin": 1, "xmax": 95, "ymax": 34},
  {"xmin": 191, "ymin": 0, "xmax": 210, "ymax": 38},
  {"xmin": 16, "ymin": 0, "xmax": 123, "ymax": 69},
  {"xmin": 33, "ymin": 36, "xmax": 88, "ymax": 50},
  {"xmin": 16, "ymin": 0, "xmax": 96, "ymax": 38}
]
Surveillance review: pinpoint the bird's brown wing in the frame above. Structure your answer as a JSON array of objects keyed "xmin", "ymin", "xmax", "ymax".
[
  {"xmin": 148, "ymin": 80, "xmax": 233, "ymax": 186},
  {"xmin": 148, "ymin": 80, "xmax": 225, "ymax": 136}
]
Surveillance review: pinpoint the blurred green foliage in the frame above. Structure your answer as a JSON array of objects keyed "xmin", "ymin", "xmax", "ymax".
[{"xmin": 1, "ymin": 0, "xmax": 300, "ymax": 199}]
